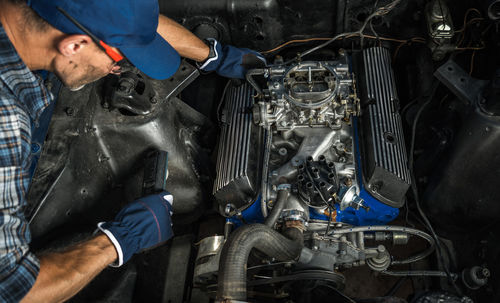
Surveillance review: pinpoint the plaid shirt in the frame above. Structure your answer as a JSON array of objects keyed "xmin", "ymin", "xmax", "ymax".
[{"xmin": 0, "ymin": 23, "xmax": 52, "ymax": 302}]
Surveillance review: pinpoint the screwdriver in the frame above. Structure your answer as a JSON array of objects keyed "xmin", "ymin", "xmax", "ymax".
[{"xmin": 57, "ymin": 6, "xmax": 124, "ymax": 63}]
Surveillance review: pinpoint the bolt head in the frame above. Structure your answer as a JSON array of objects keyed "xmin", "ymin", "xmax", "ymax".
[
  {"xmin": 481, "ymin": 268, "xmax": 491, "ymax": 278},
  {"xmin": 65, "ymin": 107, "xmax": 74, "ymax": 116},
  {"xmin": 224, "ymin": 204, "xmax": 233, "ymax": 215}
]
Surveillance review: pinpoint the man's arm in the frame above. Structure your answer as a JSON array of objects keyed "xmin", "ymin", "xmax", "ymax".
[
  {"xmin": 20, "ymin": 192, "xmax": 174, "ymax": 303},
  {"xmin": 156, "ymin": 14, "xmax": 266, "ymax": 79},
  {"xmin": 157, "ymin": 15, "xmax": 210, "ymax": 62},
  {"xmin": 21, "ymin": 234, "xmax": 117, "ymax": 303}
]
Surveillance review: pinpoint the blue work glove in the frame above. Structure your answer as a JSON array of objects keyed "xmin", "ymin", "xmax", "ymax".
[
  {"xmin": 98, "ymin": 192, "xmax": 174, "ymax": 267},
  {"xmin": 198, "ymin": 38, "xmax": 266, "ymax": 79}
]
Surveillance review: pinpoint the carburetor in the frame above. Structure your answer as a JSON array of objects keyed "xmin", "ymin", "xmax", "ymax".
[{"xmin": 252, "ymin": 55, "xmax": 359, "ymax": 130}]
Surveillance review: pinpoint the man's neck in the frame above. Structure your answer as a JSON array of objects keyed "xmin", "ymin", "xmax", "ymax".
[{"xmin": 0, "ymin": 1, "xmax": 55, "ymax": 71}]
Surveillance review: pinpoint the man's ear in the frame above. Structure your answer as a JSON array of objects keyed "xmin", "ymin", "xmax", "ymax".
[{"xmin": 57, "ymin": 35, "xmax": 92, "ymax": 57}]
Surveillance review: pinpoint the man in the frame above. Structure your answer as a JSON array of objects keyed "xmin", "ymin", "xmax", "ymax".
[{"xmin": 0, "ymin": 0, "xmax": 265, "ymax": 302}]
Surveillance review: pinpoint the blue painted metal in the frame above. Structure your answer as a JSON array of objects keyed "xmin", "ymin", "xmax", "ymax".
[
  {"xmin": 227, "ymin": 196, "xmax": 265, "ymax": 228},
  {"xmin": 307, "ymin": 119, "xmax": 399, "ymax": 225},
  {"xmin": 230, "ymin": 118, "xmax": 399, "ymax": 227},
  {"xmin": 338, "ymin": 117, "xmax": 399, "ymax": 225}
]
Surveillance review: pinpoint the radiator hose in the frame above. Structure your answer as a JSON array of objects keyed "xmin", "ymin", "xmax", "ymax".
[
  {"xmin": 216, "ymin": 224, "xmax": 303, "ymax": 302},
  {"xmin": 264, "ymin": 186, "xmax": 290, "ymax": 227}
]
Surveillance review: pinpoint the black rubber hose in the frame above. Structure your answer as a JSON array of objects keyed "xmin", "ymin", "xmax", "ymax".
[
  {"xmin": 245, "ymin": 68, "xmax": 266, "ymax": 95},
  {"xmin": 217, "ymin": 224, "xmax": 303, "ymax": 302},
  {"xmin": 264, "ymin": 188, "xmax": 289, "ymax": 227}
]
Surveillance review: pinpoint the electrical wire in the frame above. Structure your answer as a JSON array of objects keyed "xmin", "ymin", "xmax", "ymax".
[
  {"xmin": 261, "ymin": 37, "xmax": 332, "ymax": 54},
  {"xmin": 407, "ymin": 82, "xmax": 463, "ymax": 295},
  {"xmin": 369, "ymin": 20, "xmax": 381, "ymax": 47},
  {"xmin": 455, "ymin": 7, "xmax": 491, "ymax": 76},
  {"xmin": 261, "ymin": 35, "xmax": 426, "ymax": 55},
  {"xmin": 280, "ymin": 32, "xmax": 356, "ymax": 63},
  {"xmin": 455, "ymin": 8, "xmax": 483, "ymax": 33},
  {"xmin": 469, "ymin": 50, "xmax": 476, "ymax": 76},
  {"xmin": 401, "ymin": 96, "xmax": 421, "ymax": 117},
  {"xmin": 370, "ymin": 0, "xmax": 381, "ymax": 46},
  {"xmin": 280, "ymin": 0, "xmax": 403, "ymax": 63},
  {"xmin": 455, "ymin": 45, "xmax": 485, "ymax": 51},
  {"xmin": 455, "ymin": 17, "xmax": 485, "ymax": 34},
  {"xmin": 324, "ymin": 204, "xmax": 334, "ymax": 236},
  {"xmin": 393, "ymin": 38, "xmax": 427, "ymax": 62},
  {"xmin": 408, "ymin": 82, "xmax": 438, "ymax": 170},
  {"xmin": 404, "ymin": 199, "xmax": 416, "ymax": 228},
  {"xmin": 456, "ymin": 8, "xmax": 486, "ymax": 51},
  {"xmin": 260, "ymin": 6, "xmax": 483, "ymax": 62}
]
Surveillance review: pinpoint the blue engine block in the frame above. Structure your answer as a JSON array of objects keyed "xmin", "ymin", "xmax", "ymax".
[{"xmin": 228, "ymin": 118, "xmax": 399, "ymax": 228}]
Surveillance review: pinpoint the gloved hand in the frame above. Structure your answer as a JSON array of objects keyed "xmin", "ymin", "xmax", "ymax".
[
  {"xmin": 98, "ymin": 192, "xmax": 174, "ymax": 267},
  {"xmin": 198, "ymin": 38, "xmax": 266, "ymax": 79}
]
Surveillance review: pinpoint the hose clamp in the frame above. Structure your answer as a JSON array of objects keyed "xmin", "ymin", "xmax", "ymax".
[{"xmin": 277, "ymin": 184, "xmax": 292, "ymax": 190}]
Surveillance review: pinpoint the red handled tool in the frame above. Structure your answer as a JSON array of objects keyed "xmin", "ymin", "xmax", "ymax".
[{"xmin": 57, "ymin": 6, "xmax": 124, "ymax": 62}]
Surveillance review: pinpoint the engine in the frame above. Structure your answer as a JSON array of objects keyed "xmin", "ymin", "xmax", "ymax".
[
  {"xmin": 214, "ymin": 47, "xmax": 410, "ymax": 226},
  {"xmin": 195, "ymin": 47, "xmax": 425, "ymax": 302}
]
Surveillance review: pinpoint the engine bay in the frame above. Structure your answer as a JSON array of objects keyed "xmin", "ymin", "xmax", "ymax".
[{"xmin": 27, "ymin": 0, "xmax": 500, "ymax": 302}]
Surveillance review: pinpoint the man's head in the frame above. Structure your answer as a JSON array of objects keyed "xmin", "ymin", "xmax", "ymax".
[
  {"xmin": 51, "ymin": 33, "xmax": 122, "ymax": 90},
  {"xmin": 1, "ymin": 0, "xmax": 180, "ymax": 89}
]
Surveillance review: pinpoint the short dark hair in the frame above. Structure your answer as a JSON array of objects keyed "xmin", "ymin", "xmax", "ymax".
[{"xmin": 7, "ymin": 0, "xmax": 50, "ymax": 32}]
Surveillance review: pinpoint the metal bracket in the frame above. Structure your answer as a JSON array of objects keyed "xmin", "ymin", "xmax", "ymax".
[{"xmin": 434, "ymin": 60, "xmax": 489, "ymax": 105}]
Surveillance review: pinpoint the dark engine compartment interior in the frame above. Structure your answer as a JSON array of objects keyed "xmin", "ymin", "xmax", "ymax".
[{"xmin": 26, "ymin": 0, "xmax": 500, "ymax": 302}]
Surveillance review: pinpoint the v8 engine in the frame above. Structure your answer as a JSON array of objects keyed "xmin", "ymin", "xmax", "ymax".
[{"xmin": 214, "ymin": 47, "xmax": 410, "ymax": 227}]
